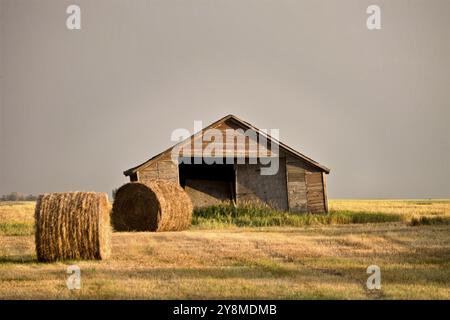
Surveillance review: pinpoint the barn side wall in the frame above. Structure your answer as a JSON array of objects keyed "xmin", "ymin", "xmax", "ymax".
[
  {"xmin": 285, "ymin": 154, "xmax": 327, "ymax": 213},
  {"xmin": 235, "ymin": 160, "xmax": 288, "ymax": 211},
  {"xmin": 286, "ymin": 156, "xmax": 307, "ymax": 212}
]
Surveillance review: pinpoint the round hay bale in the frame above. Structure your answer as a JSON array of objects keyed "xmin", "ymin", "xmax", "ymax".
[
  {"xmin": 111, "ymin": 181, "xmax": 193, "ymax": 232},
  {"xmin": 34, "ymin": 192, "xmax": 111, "ymax": 262}
]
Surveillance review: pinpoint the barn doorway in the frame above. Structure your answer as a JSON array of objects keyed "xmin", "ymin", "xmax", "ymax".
[{"xmin": 178, "ymin": 158, "xmax": 236, "ymax": 207}]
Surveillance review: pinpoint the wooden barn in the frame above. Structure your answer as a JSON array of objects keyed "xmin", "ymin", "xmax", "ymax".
[{"xmin": 123, "ymin": 115, "xmax": 330, "ymax": 213}]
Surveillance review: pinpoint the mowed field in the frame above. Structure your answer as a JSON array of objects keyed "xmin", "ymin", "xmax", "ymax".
[{"xmin": 0, "ymin": 200, "xmax": 449, "ymax": 299}]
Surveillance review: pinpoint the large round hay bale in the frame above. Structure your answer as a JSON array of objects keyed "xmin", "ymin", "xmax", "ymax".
[
  {"xmin": 111, "ymin": 181, "xmax": 193, "ymax": 232},
  {"xmin": 34, "ymin": 192, "xmax": 111, "ymax": 262}
]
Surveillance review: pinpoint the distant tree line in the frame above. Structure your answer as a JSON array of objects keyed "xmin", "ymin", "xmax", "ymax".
[{"xmin": 0, "ymin": 192, "xmax": 38, "ymax": 201}]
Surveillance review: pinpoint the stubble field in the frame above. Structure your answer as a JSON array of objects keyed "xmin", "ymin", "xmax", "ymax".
[{"xmin": 0, "ymin": 200, "xmax": 449, "ymax": 299}]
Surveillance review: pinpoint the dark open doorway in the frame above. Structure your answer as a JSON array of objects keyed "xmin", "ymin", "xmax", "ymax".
[{"xmin": 179, "ymin": 158, "xmax": 236, "ymax": 207}]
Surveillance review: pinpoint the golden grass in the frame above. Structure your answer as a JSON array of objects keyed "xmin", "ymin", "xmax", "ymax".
[
  {"xmin": 1, "ymin": 224, "xmax": 449, "ymax": 299},
  {"xmin": 329, "ymin": 199, "xmax": 450, "ymax": 217},
  {"xmin": 0, "ymin": 200, "xmax": 449, "ymax": 299},
  {"xmin": 0, "ymin": 202, "xmax": 35, "ymax": 224}
]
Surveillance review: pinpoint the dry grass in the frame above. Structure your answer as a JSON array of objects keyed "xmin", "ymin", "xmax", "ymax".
[
  {"xmin": 0, "ymin": 224, "xmax": 449, "ymax": 299},
  {"xmin": 0, "ymin": 202, "xmax": 35, "ymax": 224},
  {"xmin": 0, "ymin": 202, "xmax": 35, "ymax": 236},
  {"xmin": 329, "ymin": 199, "xmax": 450, "ymax": 217},
  {"xmin": 34, "ymin": 193, "xmax": 111, "ymax": 262},
  {"xmin": 0, "ymin": 199, "xmax": 449, "ymax": 299},
  {"xmin": 410, "ymin": 216, "xmax": 450, "ymax": 226}
]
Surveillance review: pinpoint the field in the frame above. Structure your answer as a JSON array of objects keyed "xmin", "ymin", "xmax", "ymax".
[{"xmin": 0, "ymin": 200, "xmax": 449, "ymax": 299}]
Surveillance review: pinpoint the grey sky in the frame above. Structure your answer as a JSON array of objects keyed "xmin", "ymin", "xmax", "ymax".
[{"xmin": 1, "ymin": 0, "xmax": 449, "ymax": 198}]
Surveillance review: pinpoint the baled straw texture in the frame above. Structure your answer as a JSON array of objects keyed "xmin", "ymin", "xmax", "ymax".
[
  {"xmin": 35, "ymin": 192, "xmax": 111, "ymax": 262},
  {"xmin": 111, "ymin": 181, "xmax": 193, "ymax": 232}
]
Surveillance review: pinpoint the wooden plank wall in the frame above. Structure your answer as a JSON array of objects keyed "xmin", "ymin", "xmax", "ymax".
[
  {"xmin": 285, "ymin": 154, "xmax": 327, "ymax": 213},
  {"xmin": 236, "ymin": 161, "xmax": 288, "ymax": 211},
  {"xmin": 137, "ymin": 154, "xmax": 179, "ymax": 184},
  {"xmin": 305, "ymin": 172, "xmax": 326, "ymax": 213},
  {"xmin": 286, "ymin": 156, "xmax": 308, "ymax": 212},
  {"xmin": 175, "ymin": 119, "xmax": 274, "ymax": 158}
]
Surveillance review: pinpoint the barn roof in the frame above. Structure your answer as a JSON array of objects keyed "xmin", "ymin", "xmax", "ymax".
[{"xmin": 124, "ymin": 114, "xmax": 330, "ymax": 176}]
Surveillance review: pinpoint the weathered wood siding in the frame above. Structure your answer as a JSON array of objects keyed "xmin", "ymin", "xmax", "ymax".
[
  {"xmin": 137, "ymin": 154, "xmax": 178, "ymax": 184},
  {"xmin": 175, "ymin": 119, "xmax": 275, "ymax": 158},
  {"xmin": 286, "ymin": 156, "xmax": 307, "ymax": 212},
  {"xmin": 286, "ymin": 155, "xmax": 327, "ymax": 213},
  {"xmin": 236, "ymin": 160, "xmax": 288, "ymax": 211},
  {"xmin": 305, "ymin": 172, "xmax": 326, "ymax": 213}
]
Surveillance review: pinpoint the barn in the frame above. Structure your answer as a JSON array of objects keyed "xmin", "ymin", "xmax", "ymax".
[{"xmin": 123, "ymin": 115, "xmax": 330, "ymax": 213}]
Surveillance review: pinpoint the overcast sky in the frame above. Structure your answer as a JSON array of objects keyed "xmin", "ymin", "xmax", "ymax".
[{"xmin": 1, "ymin": 0, "xmax": 449, "ymax": 198}]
